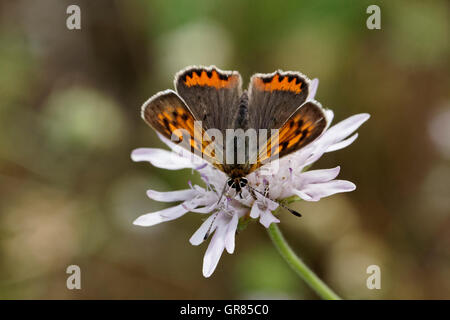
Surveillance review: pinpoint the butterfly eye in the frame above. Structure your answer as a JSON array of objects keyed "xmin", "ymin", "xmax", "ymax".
[
  {"xmin": 227, "ymin": 179, "xmax": 234, "ymax": 187},
  {"xmin": 239, "ymin": 178, "xmax": 248, "ymax": 187}
]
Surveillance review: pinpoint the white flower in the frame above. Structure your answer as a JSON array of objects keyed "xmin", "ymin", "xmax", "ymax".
[
  {"xmin": 131, "ymin": 80, "xmax": 370, "ymax": 277},
  {"xmin": 249, "ymin": 191, "xmax": 280, "ymax": 228}
]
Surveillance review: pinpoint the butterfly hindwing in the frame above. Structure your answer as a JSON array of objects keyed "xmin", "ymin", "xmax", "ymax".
[
  {"xmin": 249, "ymin": 100, "xmax": 327, "ymax": 172},
  {"xmin": 141, "ymin": 89, "xmax": 223, "ymax": 169}
]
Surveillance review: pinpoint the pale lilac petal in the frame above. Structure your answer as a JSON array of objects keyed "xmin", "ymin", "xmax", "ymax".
[
  {"xmin": 146, "ymin": 189, "xmax": 197, "ymax": 202},
  {"xmin": 131, "ymin": 148, "xmax": 194, "ymax": 170},
  {"xmin": 324, "ymin": 109, "xmax": 334, "ymax": 126},
  {"xmin": 322, "ymin": 113, "xmax": 370, "ymax": 145},
  {"xmin": 259, "ymin": 210, "xmax": 280, "ymax": 228},
  {"xmin": 302, "ymin": 145, "xmax": 328, "ymax": 167},
  {"xmin": 298, "ymin": 166, "xmax": 340, "ymax": 185},
  {"xmin": 156, "ymin": 132, "xmax": 178, "ymax": 150},
  {"xmin": 188, "ymin": 203, "xmax": 217, "ymax": 214},
  {"xmin": 182, "ymin": 191, "xmax": 218, "ymax": 212},
  {"xmin": 189, "ymin": 214, "xmax": 217, "ymax": 245},
  {"xmin": 326, "ymin": 133, "xmax": 358, "ymax": 152},
  {"xmin": 225, "ymin": 213, "xmax": 239, "ymax": 254},
  {"xmin": 203, "ymin": 225, "xmax": 227, "ymax": 277},
  {"xmin": 249, "ymin": 194, "xmax": 279, "ymax": 227},
  {"xmin": 267, "ymin": 199, "xmax": 279, "ymax": 211},
  {"xmin": 277, "ymin": 187, "xmax": 295, "ymax": 200},
  {"xmin": 299, "ymin": 180, "xmax": 356, "ymax": 201},
  {"xmin": 156, "ymin": 132, "xmax": 207, "ymax": 167},
  {"xmin": 250, "ymin": 202, "xmax": 263, "ymax": 219},
  {"xmin": 308, "ymin": 78, "xmax": 319, "ymax": 101},
  {"xmin": 156, "ymin": 132, "xmax": 189, "ymax": 154},
  {"xmin": 133, "ymin": 204, "xmax": 187, "ymax": 226},
  {"xmin": 293, "ymin": 189, "xmax": 313, "ymax": 201}
]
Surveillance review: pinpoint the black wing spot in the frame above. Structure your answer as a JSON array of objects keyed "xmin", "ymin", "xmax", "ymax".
[
  {"xmin": 181, "ymin": 113, "xmax": 189, "ymax": 121},
  {"xmin": 162, "ymin": 118, "xmax": 170, "ymax": 130},
  {"xmin": 300, "ymin": 130, "xmax": 309, "ymax": 141},
  {"xmin": 262, "ymin": 76, "xmax": 272, "ymax": 84},
  {"xmin": 217, "ymin": 72, "xmax": 229, "ymax": 81}
]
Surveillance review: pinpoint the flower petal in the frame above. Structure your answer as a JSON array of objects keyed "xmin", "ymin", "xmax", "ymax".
[
  {"xmin": 259, "ymin": 210, "xmax": 280, "ymax": 228},
  {"xmin": 308, "ymin": 78, "xmax": 319, "ymax": 101},
  {"xmin": 225, "ymin": 213, "xmax": 239, "ymax": 254},
  {"xmin": 131, "ymin": 148, "xmax": 194, "ymax": 170},
  {"xmin": 188, "ymin": 203, "xmax": 217, "ymax": 214},
  {"xmin": 326, "ymin": 133, "xmax": 358, "ymax": 152},
  {"xmin": 298, "ymin": 166, "xmax": 340, "ymax": 185},
  {"xmin": 156, "ymin": 132, "xmax": 207, "ymax": 167},
  {"xmin": 202, "ymin": 224, "xmax": 227, "ymax": 277},
  {"xmin": 297, "ymin": 180, "xmax": 356, "ymax": 201},
  {"xmin": 133, "ymin": 204, "xmax": 187, "ymax": 227},
  {"xmin": 146, "ymin": 189, "xmax": 197, "ymax": 202},
  {"xmin": 189, "ymin": 214, "xmax": 217, "ymax": 246},
  {"xmin": 324, "ymin": 109, "xmax": 334, "ymax": 126},
  {"xmin": 322, "ymin": 113, "xmax": 370, "ymax": 146},
  {"xmin": 293, "ymin": 189, "xmax": 313, "ymax": 201},
  {"xmin": 250, "ymin": 202, "xmax": 263, "ymax": 219}
]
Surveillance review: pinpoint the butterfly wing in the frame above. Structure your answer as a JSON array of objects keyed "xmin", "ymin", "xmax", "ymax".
[
  {"xmin": 175, "ymin": 65, "xmax": 243, "ymax": 132},
  {"xmin": 247, "ymin": 70, "xmax": 310, "ymax": 130},
  {"xmin": 141, "ymin": 89, "xmax": 224, "ymax": 169},
  {"xmin": 246, "ymin": 71, "xmax": 327, "ymax": 172},
  {"xmin": 249, "ymin": 100, "xmax": 327, "ymax": 171}
]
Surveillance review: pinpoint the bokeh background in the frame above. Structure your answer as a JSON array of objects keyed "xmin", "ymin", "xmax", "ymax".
[{"xmin": 0, "ymin": 0, "xmax": 449, "ymax": 299}]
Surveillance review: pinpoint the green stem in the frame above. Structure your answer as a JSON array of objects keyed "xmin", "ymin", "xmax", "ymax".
[{"xmin": 267, "ymin": 223, "xmax": 342, "ymax": 300}]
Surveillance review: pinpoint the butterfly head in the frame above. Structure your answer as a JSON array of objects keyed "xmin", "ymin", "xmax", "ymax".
[{"xmin": 227, "ymin": 177, "xmax": 248, "ymax": 194}]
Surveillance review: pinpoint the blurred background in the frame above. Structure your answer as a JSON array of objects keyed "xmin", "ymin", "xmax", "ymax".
[{"xmin": 0, "ymin": 0, "xmax": 449, "ymax": 299}]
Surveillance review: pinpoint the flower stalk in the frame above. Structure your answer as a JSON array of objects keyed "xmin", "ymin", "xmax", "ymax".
[{"xmin": 267, "ymin": 221, "xmax": 342, "ymax": 300}]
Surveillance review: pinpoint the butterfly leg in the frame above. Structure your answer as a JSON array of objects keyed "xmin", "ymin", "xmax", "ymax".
[
  {"xmin": 248, "ymin": 185, "xmax": 258, "ymax": 200},
  {"xmin": 216, "ymin": 182, "xmax": 229, "ymax": 206}
]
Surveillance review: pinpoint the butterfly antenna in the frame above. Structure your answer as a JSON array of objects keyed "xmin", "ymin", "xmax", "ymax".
[
  {"xmin": 246, "ymin": 185, "xmax": 302, "ymax": 217},
  {"xmin": 204, "ymin": 183, "xmax": 229, "ymax": 240}
]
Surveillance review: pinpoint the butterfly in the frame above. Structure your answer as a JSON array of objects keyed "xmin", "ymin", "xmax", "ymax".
[{"xmin": 141, "ymin": 66, "xmax": 327, "ymax": 217}]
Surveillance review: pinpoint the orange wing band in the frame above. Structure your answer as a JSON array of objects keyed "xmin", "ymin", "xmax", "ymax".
[
  {"xmin": 253, "ymin": 74, "xmax": 303, "ymax": 94},
  {"xmin": 183, "ymin": 70, "xmax": 238, "ymax": 89}
]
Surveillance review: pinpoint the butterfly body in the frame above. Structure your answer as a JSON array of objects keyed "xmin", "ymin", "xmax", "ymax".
[{"xmin": 142, "ymin": 66, "xmax": 327, "ymax": 196}]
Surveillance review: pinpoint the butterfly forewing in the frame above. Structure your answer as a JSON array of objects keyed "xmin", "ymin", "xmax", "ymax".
[
  {"xmin": 141, "ymin": 89, "xmax": 224, "ymax": 169},
  {"xmin": 247, "ymin": 71, "xmax": 310, "ymax": 130},
  {"xmin": 175, "ymin": 66, "xmax": 243, "ymax": 133}
]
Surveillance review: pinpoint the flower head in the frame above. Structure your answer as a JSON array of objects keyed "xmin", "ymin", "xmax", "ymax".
[{"xmin": 132, "ymin": 79, "xmax": 369, "ymax": 277}]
